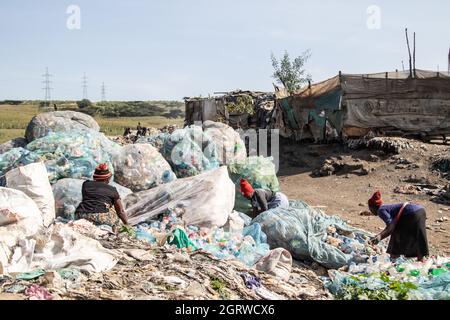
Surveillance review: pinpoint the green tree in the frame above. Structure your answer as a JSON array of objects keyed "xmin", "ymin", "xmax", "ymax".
[
  {"xmin": 76, "ymin": 99, "xmax": 92, "ymax": 109},
  {"xmin": 271, "ymin": 50, "xmax": 312, "ymax": 94}
]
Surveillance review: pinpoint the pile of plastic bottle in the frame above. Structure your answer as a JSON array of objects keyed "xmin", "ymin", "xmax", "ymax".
[
  {"xmin": 158, "ymin": 126, "xmax": 220, "ymax": 178},
  {"xmin": 136, "ymin": 132, "xmax": 170, "ymax": 151},
  {"xmin": 130, "ymin": 211, "xmax": 270, "ymax": 267},
  {"xmin": 325, "ymin": 254, "xmax": 450, "ymax": 300},
  {"xmin": 0, "ymin": 147, "xmax": 41, "ymax": 177},
  {"xmin": 325, "ymin": 225, "xmax": 384, "ymax": 264}
]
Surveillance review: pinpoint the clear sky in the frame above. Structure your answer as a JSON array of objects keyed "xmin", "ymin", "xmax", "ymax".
[{"xmin": 1, "ymin": 0, "xmax": 449, "ymax": 101}]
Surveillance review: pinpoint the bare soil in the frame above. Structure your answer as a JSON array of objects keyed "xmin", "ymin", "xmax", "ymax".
[{"xmin": 278, "ymin": 139, "xmax": 450, "ymax": 256}]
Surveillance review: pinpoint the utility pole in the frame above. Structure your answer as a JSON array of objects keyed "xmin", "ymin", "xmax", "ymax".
[
  {"xmin": 82, "ymin": 73, "xmax": 88, "ymax": 100},
  {"xmin": 42, "ymin": 67, "xmax": 53, "ymax": 108},
  {"xmin": 401, "ymin": 60, "xmax": 405, "ymax": 71},
  {"xmin": 101, "ymin": 82, "xmax": 106, "ymax": 101}
]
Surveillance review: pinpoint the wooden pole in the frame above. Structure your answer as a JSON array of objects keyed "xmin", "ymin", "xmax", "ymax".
[
  {"xmin": 413, "ymin": 32, "xmax": 417, "ymax": 78},
  {"xmin": 405, "ymin": 28, "xmax": 413, "ymax": 78}
]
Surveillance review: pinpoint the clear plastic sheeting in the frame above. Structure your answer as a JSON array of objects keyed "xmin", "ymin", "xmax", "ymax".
[
  {"xmin": 25, "ymin": 111, "xmax": 100, "ymax": 142},
  {"xmin": 159, "ymin": 125, "xmax": 220, "ymax": 178},
  {"xmin": 252, "ymin": 200, "xmax": 373, "ymax": 269},
  {"xmin": 202, "ymin": 121, "xmax": 247, "ymax": 166},
  {"xmin": 26, "ymin": 129, "xmax": 120, "ymax": 184},
  {"xmin": 112, "ymin": 144, "xmax": 176, "ymax": 192},
  {"xmin": 124, "ymin": 166, "xmax": 235, "ymax": 228},
  {"xmin": 52, "ymin": 178, "xmax": 132, "ymax": 219}
]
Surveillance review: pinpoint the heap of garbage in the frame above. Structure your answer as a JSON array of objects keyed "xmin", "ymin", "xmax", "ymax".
[{"xmin": 1, "ymin": 111, "xmax": 449, "ymax": 300}]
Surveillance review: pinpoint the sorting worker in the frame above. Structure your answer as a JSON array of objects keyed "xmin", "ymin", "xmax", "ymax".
[
  {"xmin": 75, "ymin": 163, "xmax": 129, "ymax": 233},
  {"xmin": 367, "ymin": 191, "xmax": 428, "ymax": 261},
  {"xmin": 240, "ymin": 178, "xmax": 289, "ymax": 218}
]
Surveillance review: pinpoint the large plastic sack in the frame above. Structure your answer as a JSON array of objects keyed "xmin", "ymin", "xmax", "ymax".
[
  {"xmin": 0, "ymin": 148, "xmax": 41, "ymax": 177},
  {"xmin": 25, "ymin": 111, "xmax": 100, "ymax": 142},
  {"xmin": 228, "ymin": 156, "xmax": 280, "ymax": 214},
  {"xmin": 2, "ymin": 223, "xmax": 118, "ymax": 274},
  {"xmin": 4, "ymin": 162, "xmax": 55, "ymax": 227},
  {"xmin": 52, "ymin": 178, "xmax": 132, "ymax": 219},
  {"xmin": 252, "ymin": 200, "xmax": 370, "ymax": 269},
  {"xmin": 202, "ymin": 121, "xmax": 247, "ymax": 166},
  {"xmin": 255, "ymin": 248, "xmax": 293, "ymax": 281},
  {"xmin": 112, "ymin": 144, "xmax": 176, "ymax": 192},
  {"xmin": 160, "ymin": 125, "xmax": 220, "ymax": 178},
  {"xmin": 0, "ymin": 137, "xmax": 27, "ymax": 154},
  {"xmin": 26, "ymin": 129, "xmax": 120, "ymax": 183},
  {"xmin": 0, "ymin": 187, "xmax": 43, "ymax": 274},
  {"xmin": 124, "ymin": 166, "xmax": 235, "ymax": 227}
]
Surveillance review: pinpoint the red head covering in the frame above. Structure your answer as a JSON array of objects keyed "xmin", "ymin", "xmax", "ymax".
[
  {"xmin": 93, "ymin": 163, "xmax": 112, "ymax": 180},
  {"xmin": 368, "ymin": 191, "xmax": 382, "ymax": 207},
  {"xmin": 240, "ymin": 179, "xmax": 254, "ymax": 198}
]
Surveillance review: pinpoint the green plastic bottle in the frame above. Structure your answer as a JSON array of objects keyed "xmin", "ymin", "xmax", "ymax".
[
  {"xmin": 409, "ymin": 269, "xmax": 420, "ymax": 277},
  {"xmin": 430, "ymin": 268, "xmax": 448, "ymax": 276},
  {"xmin": 396, "ymin": 265, "xmax": 405, "ymax": 273}
]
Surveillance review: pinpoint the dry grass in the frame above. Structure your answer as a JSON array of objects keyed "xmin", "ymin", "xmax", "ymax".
[{"xmin": 0, "ymin": 104, "xmax": 183, "ymax": 143}]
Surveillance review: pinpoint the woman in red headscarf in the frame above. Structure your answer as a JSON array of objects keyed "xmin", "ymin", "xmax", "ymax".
[
  {"xmin": 240, "ymin": 178, "xmax": 289, "ymax": 218},
  {"xmin": 368, "ymin": 191, "xmax": 428, "ymax": 261},
  {"xmin": 75, "ymin": 163, "xmax": 129, "ymax": 233}
]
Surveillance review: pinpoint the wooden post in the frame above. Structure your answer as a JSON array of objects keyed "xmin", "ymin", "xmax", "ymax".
[
  {"xmin": 405, "ymin": 28, "xmax": 413, "ymax": 78},
  {"xmin": 413, "ymin": 32, "xmax": 417, "ymax": 78}
]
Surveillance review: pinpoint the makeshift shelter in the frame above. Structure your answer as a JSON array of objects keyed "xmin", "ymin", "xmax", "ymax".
[
  {"xmin": 184, "ymin": 90, "xmax": 276, "ymax": 129},
  {"xmin": 275, "ymin": 70, "xmax": 450, "ymax": 141}
]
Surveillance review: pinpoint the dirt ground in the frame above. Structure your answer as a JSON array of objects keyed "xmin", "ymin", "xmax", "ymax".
[{"xmin": 277, "ymin": 139, "xmax": 450, "ymax": 256}]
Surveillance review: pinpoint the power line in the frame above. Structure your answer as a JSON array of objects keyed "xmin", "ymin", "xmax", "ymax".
[
  {"xmin": 101, "ymin": 82, "xmax": 106, "ymax": 101},
  {"xmin": 82, "ymin": 73, "xmax": 88, "ymax": 99},
  {"xmin": 42, "ymin": 67, "xmax": 53, "ymax": 107}
]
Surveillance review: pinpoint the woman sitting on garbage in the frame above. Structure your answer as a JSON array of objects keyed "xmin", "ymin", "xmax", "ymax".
[
  {"xmin": 240, "ymin": 178, "xmax": 289, "ymax": 218},
  {"xmin": 75, "ymin": 163, "xmax": 129, "ymax": 232},
  {"xmin": 368, "ymin": 191, "xmax": 428, "ymax": 261}
]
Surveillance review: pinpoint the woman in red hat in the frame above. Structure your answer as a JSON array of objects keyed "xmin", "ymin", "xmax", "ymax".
[
  {"xmin": 368, "ymin": 191, "xmax": 428, "ymax": 261},
  {"xmin": 75, "ymin": 163, "xmax": 129, "ymax": 233},
  {"xmin": 240, "ymin": 178, "xmax": 289, "ymax": 218}
]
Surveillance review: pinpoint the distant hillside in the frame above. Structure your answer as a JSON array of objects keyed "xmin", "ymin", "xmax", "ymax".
[{"xmin": 0, "ymin": 100, "xmax": 185, "ymax": 118}]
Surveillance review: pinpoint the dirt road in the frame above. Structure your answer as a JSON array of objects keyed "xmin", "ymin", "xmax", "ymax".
[{"xmin": 278, "ymin": 139, "xmax": 450, "ymax": 256}]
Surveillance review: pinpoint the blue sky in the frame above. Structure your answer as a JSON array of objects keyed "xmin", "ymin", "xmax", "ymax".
[{"xmin": 1, "ymin": 0, "xmax": 449, "ymax": 101}]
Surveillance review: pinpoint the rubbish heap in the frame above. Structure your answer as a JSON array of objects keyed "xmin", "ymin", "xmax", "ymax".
[
  {"xmin": 112, "ymin": 144, "xmax": 176, "ymax": 192},
  {"xmin": 325, "ymin": 256, "xmax": 450, "ymax": 300}
]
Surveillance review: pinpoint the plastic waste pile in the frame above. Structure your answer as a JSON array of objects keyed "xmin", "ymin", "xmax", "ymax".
[
  {"xmin": 24, "ymin": 129, "xmax": 120, "ymax": 183},
  {"xmin": 324, "ymin": 256, "xmax": 450, "ymax": 300},
  {"xmin": 136, "ymin": 132, "xmax": 170, "ymax": 152},
  {"xmin": 0, "ymin": 137, "xmax": 27, "ymax": 154},
  {"xmin": 159, "ymin": 125, "xmax": 220, "ymax": 178},
  {"xmin": 25, "ymin": 111, "xmax": 100, "ymax": 142},
  {"xmin": 112, "ymin": 144, "xmax": 176, "ymax": 192},
  {"xmin": 228, "ymin": 156, "xmax": 280, "ymax": 214},
  {"xmin": 0, "ymin": 148, "xmax": 41, "ymax": 177},
  {"xmin": 202, "ymin": 121, "xmax": 247, "ymax": 166},
  {"xmin": 124, "ymin": 209, "xmax": 271, "ymax": 268},
  {"xmin": 252, "ymin": 200, "xmax": 376, "ymax": 269},
  {"xmin": 52, "ymin": 178, "xmax": 132, "ymax": 219}
]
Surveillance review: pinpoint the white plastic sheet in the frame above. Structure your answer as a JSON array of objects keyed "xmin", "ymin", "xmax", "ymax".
[{"xmin": 124, "ymin": 166, "xmax": 235, "ymax": 227}]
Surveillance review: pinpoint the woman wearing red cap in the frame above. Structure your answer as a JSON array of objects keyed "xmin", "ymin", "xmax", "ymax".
[
  {"xmin": 75, "ymin": 163, "xmax": 129, "ymax": 233},
  {"xmin": 240, "ymin": 179, "xmax": 289, "ymax": 218},
  {"xmin": 368, "ymin": 191, "xmax": 428, "ymax": 261}
]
